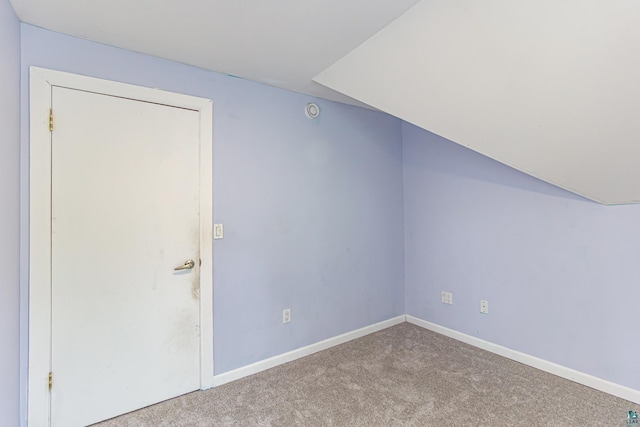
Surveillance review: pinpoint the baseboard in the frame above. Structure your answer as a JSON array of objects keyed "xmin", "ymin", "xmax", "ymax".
[
  {"xmin": 406, "ymin": 315, "xmax": 640, "ymax": 405},
  {"xmin": 213, "ymin": 315, "xmax": 406, "ymax": 387}
]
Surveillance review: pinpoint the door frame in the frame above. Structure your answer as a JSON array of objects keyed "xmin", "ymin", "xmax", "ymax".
[{"xmin": 27, "ymin": 67, "xmax": 214, "ymax": 426}]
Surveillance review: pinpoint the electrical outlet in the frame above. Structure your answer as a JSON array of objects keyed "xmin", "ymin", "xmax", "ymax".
[
  {"xmin": 441, "ymin": 291, "xmax": 453, "ymax": 305},
  {"xmin": 283, "ymin": 308, "xmax": 291, "ymax": 324},
  {"xmin": 480, "ymin": 300, "xmax": 489, "ymax": 314}
]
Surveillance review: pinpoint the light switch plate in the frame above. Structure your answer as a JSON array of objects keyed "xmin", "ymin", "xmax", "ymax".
[{"xmin": 214, "ymin": 223, "xmax": 224, "ymax": 239}]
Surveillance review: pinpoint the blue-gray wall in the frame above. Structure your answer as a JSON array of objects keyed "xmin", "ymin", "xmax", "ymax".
[
  {"xmin": 20, "ymin": 24, "xmax": 406, "ymax": 380},
  {"xmin": 0, "ymin": 0, "xmax": 21, "ymax": 425},
  {"xmin": 6, "ymin": 12, "xmax": 640, "ymax": 426},
  {"xmin": 403, "ymin": 122, "xmax": 640, "ymax": 390}
]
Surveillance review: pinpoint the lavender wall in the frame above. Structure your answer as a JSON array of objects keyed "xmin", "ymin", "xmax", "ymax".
[
  {"xmin": 18, "ymin": 15, "xmax": 639, "ymax": 425},
  {"xmin": 0, "ymin": 1, "xmax": 21, "ymax": 426},
  {"xmin": 403, "ymin": 122, "xmax": 640, "ymax": 390},
  {"xmin": 20, "ymin": 23, "xmax": 405, "ymax": 383}
]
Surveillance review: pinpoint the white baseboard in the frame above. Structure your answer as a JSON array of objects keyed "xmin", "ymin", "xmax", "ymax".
[
  {"xmin": 213, "ymin": 315, "xmax": 406, "ymax": 387},
  {"xmin": 406, "ymin": 315, "xmax": 640, "ymax": 405}
]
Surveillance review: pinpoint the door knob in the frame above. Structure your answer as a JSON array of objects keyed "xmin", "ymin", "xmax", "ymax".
[{"xmin": 174, "ymin": 259, "xmax": 195, "ymax": 271}]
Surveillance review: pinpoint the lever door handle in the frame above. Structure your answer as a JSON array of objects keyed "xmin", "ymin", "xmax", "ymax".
[{"xmin": 174, "ymin": 259, "xmax": 195, "ymax": 271}]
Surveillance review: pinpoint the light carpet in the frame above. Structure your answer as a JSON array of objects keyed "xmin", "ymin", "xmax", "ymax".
[{"xmin": 94, "ymin": 322, "xmax": 639, "ymax": 426}]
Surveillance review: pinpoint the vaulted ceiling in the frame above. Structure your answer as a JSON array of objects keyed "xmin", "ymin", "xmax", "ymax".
[
  {"xmin": 10, "ymin": 0, "xmax": 640, "ymax": 204},
  {"xmin": 9, "ymin": 0, "xmax": 420, "ymax": 107}
]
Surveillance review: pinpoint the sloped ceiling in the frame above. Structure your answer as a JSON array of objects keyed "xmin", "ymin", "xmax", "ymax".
[
  {"xmin": 8, "ymin": 0, "xmax": 420, "ymax": 107},
  {"xmin": 10, "ymin": 0, "xmax": 640, "ymax": 204},
  {"xmin": 315, "ymin": 0, "xmax": 640, "ymax": 204}
]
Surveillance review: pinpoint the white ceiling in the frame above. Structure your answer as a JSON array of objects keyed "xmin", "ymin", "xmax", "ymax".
[
  {"xmin": 10, "ymin": 0, "xmax": 640, "ymax": 204},
  {"xmin": 9, "ymin": 0, "xmax": 419, "ymax": 107},
  {"xmin": 315, "ymin": 0, "xmax": 640, "ymax": 204}
]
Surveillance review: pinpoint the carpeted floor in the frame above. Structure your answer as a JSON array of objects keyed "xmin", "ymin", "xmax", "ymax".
[{"xmin": 94, "ymin": 323, "xmax": 639, "ymax": 426}]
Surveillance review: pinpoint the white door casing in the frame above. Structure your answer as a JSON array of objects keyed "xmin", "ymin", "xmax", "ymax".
[{"xmin": 28, "ymin": 67, "xmax": 214, "ymax": 427}]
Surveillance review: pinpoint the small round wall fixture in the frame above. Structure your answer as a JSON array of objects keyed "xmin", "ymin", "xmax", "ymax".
[{"xmin": 305, "ymin": 103, "xmax": 320, "ymax": 119}]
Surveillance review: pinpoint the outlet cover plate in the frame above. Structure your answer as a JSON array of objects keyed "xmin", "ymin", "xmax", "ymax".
[
  {"xmin": 480, "ymin": 300, "xmax": 489, "ymax": 314},
  {"xmin": 441, "ymin": 291, "xmax": 453, "ymax": 305}
]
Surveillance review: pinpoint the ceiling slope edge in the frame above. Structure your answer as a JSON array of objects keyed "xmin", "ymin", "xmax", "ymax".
[
  {"xmin": 314, "ymin": 0, "xmax": 640, "ymax": 205},
  {"xmin": 9, "ymin": 0, "xmax": 420, "ymax": 109}
]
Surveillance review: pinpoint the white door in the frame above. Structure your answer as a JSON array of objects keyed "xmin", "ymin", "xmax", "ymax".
[{"xmin": 50, "ymin": 86, "xmax": 201, "ymax": 426}]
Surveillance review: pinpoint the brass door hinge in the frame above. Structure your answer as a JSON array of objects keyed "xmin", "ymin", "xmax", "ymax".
[
  {"xmin": 48, "ymin": 372, "xmax": 53, "ymax": 390},
  {"xmin": 49, "ymin": 109, "xmax": 53, "ymax": 132}
]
